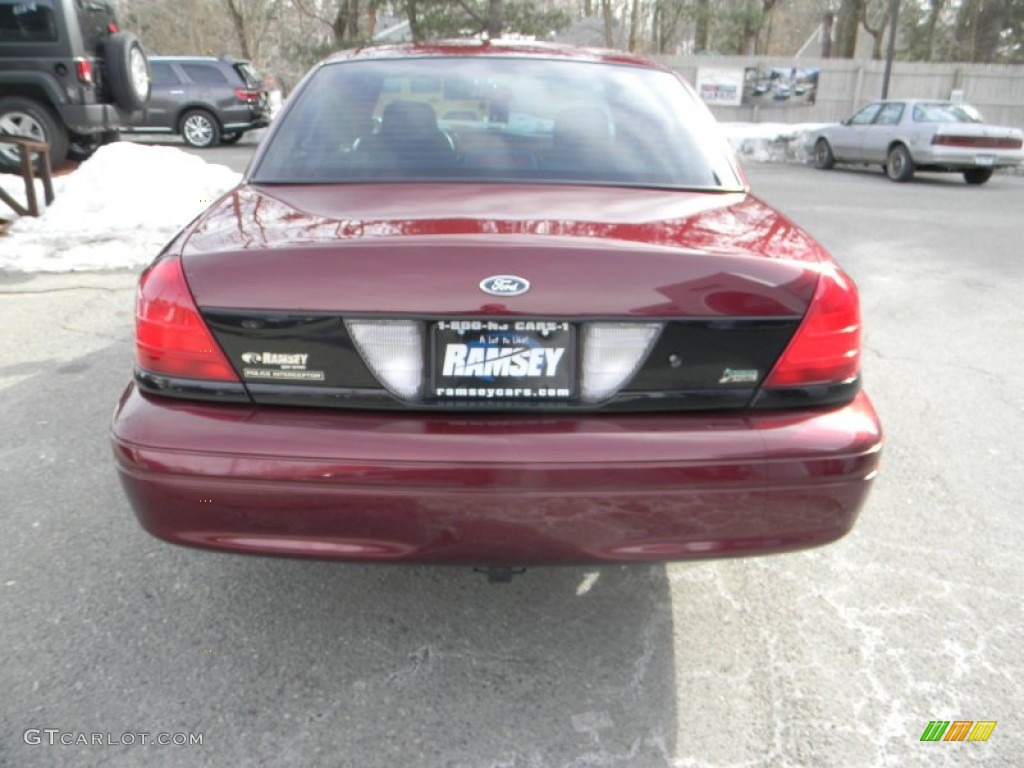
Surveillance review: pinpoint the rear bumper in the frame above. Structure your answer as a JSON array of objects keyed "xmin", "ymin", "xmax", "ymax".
[
  {"xmin": 110, "ymin": 385, "xmax": 883, "ymax": 565},
  {"xmin": 915, "ymin": 146, "xmax": 1024, "ymax": 169},
  {"xmin": 60, "ymin": 104, "xmax": 132, "ymax": 134}
]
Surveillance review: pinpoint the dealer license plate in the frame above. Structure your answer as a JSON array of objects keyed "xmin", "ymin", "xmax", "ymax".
[{"xmin": 432, "ymin": 320, "xmax": 575, "ymax": 400}]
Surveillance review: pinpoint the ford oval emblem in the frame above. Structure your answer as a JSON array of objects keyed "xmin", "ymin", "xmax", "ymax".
[{"xmin": 480, "ymin": 275, "xmax": 531, "ymax": 297}]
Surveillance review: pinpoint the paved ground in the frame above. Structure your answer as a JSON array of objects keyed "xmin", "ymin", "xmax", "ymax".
[{"xmin": 1, "ymin": 156, "xmax": 1021, "ymax": 767}]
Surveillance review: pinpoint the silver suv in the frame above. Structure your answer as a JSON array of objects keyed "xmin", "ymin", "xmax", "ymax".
[{"xmin": 122, "ymin": 56, "xmax": 270, "ymax": 148}]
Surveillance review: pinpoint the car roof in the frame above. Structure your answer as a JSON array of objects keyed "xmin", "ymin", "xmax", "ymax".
[
  {"xmin": 149, "ymin": 55, "xmax": 248, "ymax": 65},
  {"xmin": 319, "ymin": 40, "xmax": 673, "ymax": 72},
  {"xmin": 869, "ymin": 99, "xmax": 960, "ymax": 106}
]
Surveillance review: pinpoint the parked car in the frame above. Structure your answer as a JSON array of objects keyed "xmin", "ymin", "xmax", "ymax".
[
  {"xmin": 812, "ymin": 99, "xmax": 1024, "ymax": 184},
  {"xmin": 121, "ymin": 55, "xmax": 270, "ymax": 148},
  {"xmin": 111, "ymin": 42, "xmax": 883, "ymax": 573},
  {"xmin": 0, "ymin": 0, "xmax": 150, "ymax": 170}
]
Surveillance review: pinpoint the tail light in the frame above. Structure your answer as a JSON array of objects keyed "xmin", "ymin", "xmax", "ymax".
[
  {"xmin": 74, "ymin": 58, "xmax": 93, "ymax": 85},
  {"xmin": 234, "ymin": 88, "xmax": 259, "ymax": 102},
  {"xmin": 763, "ymin": 266, "xmax": 860, "ymax": 388},
  {"xmin": 108, "ymin": 23, "xmax": 119, "ymax": 33},
  {"xmin": 136, "ymin": 257, "xmax": 239, "ymax": 382},
  {"xmin": 931, "ymin": 135, "xmax": 1022, "ymax": 149}
]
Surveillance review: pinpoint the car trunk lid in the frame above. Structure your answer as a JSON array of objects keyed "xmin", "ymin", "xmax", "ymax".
[{"xmin": 170, "ymin": 183, "xmax": 836, "ymax": 412}]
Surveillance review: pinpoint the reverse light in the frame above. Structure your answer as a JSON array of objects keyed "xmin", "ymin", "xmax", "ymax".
[
  {"xmin": 580, "ymin": 323, "xmax": 662, "ymax": 403},
  {"xmin": 346, "ymin": 320, "xmax": 423, "ymax": 400},
  {"xmin": 136, "ymin": 258, "xmax": 239, "ymax": 382},
  {"xmin": 763, "ymin": 267, "xmax": 860, "ymax": 388},
  {"xmin": 74, "ymin": 58, "xmax": 93, "ymax": 85}
]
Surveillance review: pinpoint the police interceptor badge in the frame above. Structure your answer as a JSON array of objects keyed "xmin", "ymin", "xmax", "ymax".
[{"xmin": 480, "ymin": 275, "xmax": 530, "ymax": 297}]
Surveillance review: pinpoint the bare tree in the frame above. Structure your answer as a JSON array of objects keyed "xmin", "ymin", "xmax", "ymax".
[
  {"xmin": 861, "ymin": 0, "xmax": 889, "ymax": 60},
  {"xmin": 955, "ymin": 0, "xmax": 1013, "ymax": 63},
  {"xmin": 222, "ymin": 0, "xmax": 282, "ymax": 63},
  {"xmin": 627, "ymin": 0, "xmax": 640, "ymax": 51},
  {"xmin": 833, "ymin": 0, "xmax": 863, "ymax": 58},
  {"xmin": 693, "ymin": 0, "xmax": 710, "ymax": 53},
  {"xmin": 921, "ymin": 0, "xmax": 946, "ymax": 61}
]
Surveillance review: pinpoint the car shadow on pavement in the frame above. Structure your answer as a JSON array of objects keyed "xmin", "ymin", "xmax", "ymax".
[{"xmin": 3, "ymin": 339, "xmax": 679, "ymax": 768}]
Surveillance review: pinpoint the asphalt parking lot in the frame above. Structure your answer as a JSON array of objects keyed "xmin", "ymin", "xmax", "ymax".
[{"xmin": 1, "ymin": 149, "xmax": 1021, "ymax": 767}]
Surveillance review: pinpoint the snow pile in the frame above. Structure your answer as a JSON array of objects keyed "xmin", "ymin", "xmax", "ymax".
[
  {"xmin": 0, "ymin": 143, "xmax": 240, "ymax": 272},
  {"xmin": 721, "ymin": 122, "xmax": 828, "ymax": 165}
]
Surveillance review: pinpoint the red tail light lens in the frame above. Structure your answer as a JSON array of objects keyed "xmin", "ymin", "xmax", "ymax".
[
  {"xmin": 136, "ymin": 257, "xmax": 239, "ymax": 382},
  {"xmin": 932, "ymin": 134, "xmax": 1022, "ymax": 149},
  {"xmin": 75, "ymin": 58, "xmax": 93, "ymax": 85},
  {"xmin": 763, "ymin": 267, "xmax": 860, "ymax": 388},
  {"xmin": 234, "ymin": 88, "xmax": 258, "ymax": 102},
  {"xmin": 108, "ymin": 23, "xmax": 119, "ymax": 33}
]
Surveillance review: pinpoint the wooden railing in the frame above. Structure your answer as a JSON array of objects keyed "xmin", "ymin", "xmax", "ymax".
[{"xmin": 0, "ymin": 137, "xmax": 55, "ymax": 217}]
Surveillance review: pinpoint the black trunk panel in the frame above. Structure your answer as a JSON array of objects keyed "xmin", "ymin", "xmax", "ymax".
[{"xmin": 202, "ymin": 310, "xmax": 801, "ymax": 412}]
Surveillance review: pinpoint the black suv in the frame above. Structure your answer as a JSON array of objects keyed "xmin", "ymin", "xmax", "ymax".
[
  {"xmin": 122, "ymin": 56, "xmax": 270, "ymax": 148},
  {"xmin": 0, "ymin": 0, "xmax": 150, "ymax": 171}
]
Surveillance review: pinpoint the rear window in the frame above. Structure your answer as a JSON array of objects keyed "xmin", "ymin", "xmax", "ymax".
[
  {"xmin": 234, "ymin": 62, "xmax": 263, "ymax": 88},
  {"xmin": 0, "ymin": 1, "xmax": 57, "ymax": 43},
  {"xmin": 182, "ymin": 63, "xmax": 229, "ymax": 85},
  {"xmin": 253, "ymin": 57, "xmax": 741, "ymax": 190},
  {"xmin": 75, "ymin": 0, "xmax": 117, "ymax": 52},
  {"xmin": 912, "ymin": 103, "xmax": 982, "ymax": 123}
]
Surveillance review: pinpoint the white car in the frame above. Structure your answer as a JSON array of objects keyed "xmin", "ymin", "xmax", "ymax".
[{"xmin": 812, "ymin": 99, "xmax": 1024, "ymax": 184}]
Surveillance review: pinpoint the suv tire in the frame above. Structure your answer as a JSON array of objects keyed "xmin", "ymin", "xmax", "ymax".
[
  {"xmin": 180, "ymin": 109, "xmax": 221, "ymax": 148},
  {"xmin": 0, "ymin": 96, "xmax": 70, "ymax": 172},
  {"xmin": 106, "ymin": 33, "xmax": 151, "ymax": 112}
]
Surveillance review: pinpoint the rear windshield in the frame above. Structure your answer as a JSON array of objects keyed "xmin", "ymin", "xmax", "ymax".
[
  {"xmin": 235, "ymin": 61, "xmax": 263, "ymax": 88},
  {"xmin": 252, "ymin": 57, "xmax": 742, "ymax": 190},
  {"xmin": 912, "ymin": 103, "xmax": 982, "ymax": 123}
]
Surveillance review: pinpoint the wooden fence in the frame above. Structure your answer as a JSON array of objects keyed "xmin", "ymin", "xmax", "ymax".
[{"xmin": 654, "ymin": 55, "xmax": 1024, "ymax": 128}]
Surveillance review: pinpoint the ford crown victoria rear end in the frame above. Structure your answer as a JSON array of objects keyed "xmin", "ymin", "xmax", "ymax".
[{"xmin": 111, "ymin": 43, "xmax": 882, "ymax": 566}]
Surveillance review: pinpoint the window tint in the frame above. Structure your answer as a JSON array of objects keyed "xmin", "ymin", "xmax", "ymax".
[
  {"xmin": 182, "ymin": 63, "xmax": 229, "ymax": 85},
  {"xmin": 254, "ymin": 57, "xmax": 742, "ymax": 191},
  {"xmin": 874, "ymin": 103, "xmax": 903, "ymax": 125},
  {"xmin": 150, "ymin": 61, "xmax": 181, "ymax": 86},
  {"xmin": 0, "ymin": 1, "xmax": 58, "ymax": 43}
]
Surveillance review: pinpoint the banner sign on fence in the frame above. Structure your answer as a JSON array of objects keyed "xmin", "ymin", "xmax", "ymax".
[{"xmin": 695, "ymin": 68, "xmax": 745, "ymax": 106}]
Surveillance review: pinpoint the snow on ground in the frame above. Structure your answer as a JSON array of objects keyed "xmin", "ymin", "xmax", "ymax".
[
  {"xmin": 721, "ymin": 122, "xmax": 827, "ymax": 164},
  {"xmin": 0, "ymin": 124, "xmax": 820, "ymax": 274},
  {"xmin": 0, "ymin": 143, "xmax": 240, "ymax": 273}
]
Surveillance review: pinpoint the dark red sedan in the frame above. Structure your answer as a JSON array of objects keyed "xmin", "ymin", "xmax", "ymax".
[{"xmin": 111, "ymin": 42, "xmax": 882, "ymax": 567}]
